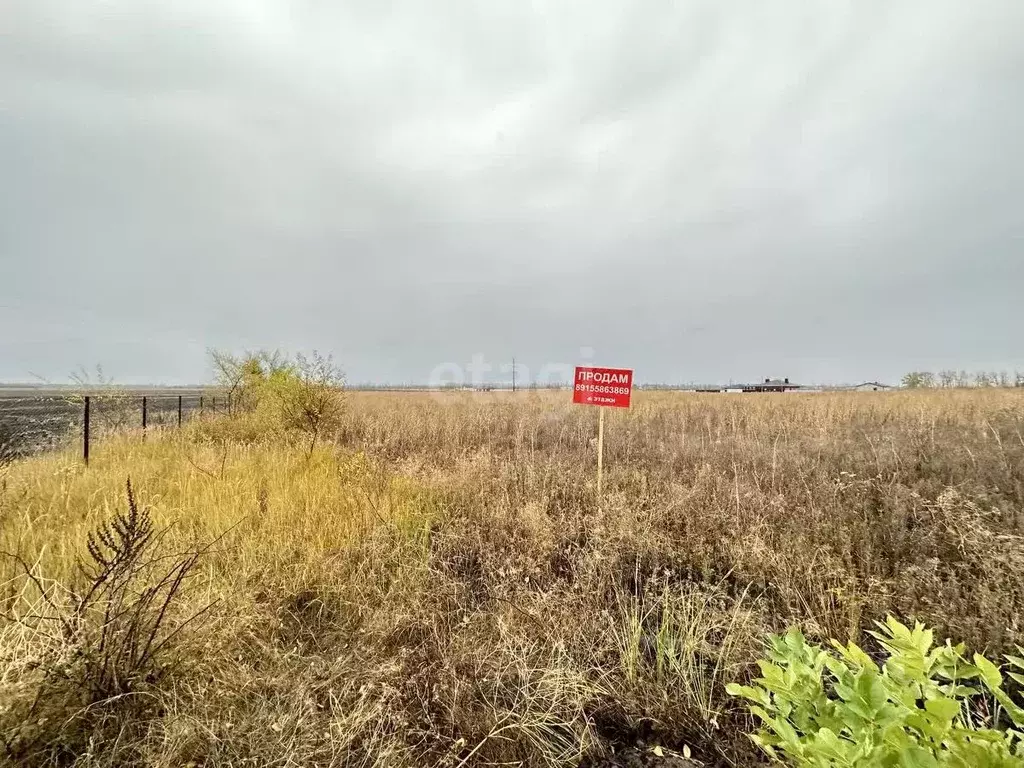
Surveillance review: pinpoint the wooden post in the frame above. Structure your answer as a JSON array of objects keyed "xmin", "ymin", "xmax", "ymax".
[
  {"xmin": 178, "ymin": 395, "xmax": 183, "ymax": 427},
  {"xmin": 596, "ymin": 406, "xmax": 605, "ymax": 498},
  {"xmin": 200, "ymin": 395, "xmax": 204, "ymax": 414},
  {"xmin": 212, "ymin": 396, "xmax": 217, "ymax": 412},
  {"xmin": 142, "ymin": 396, "xmax": 148, "ymax": 438},
  {"xmin": 83, "ymin": 396, "xmax": 90, "ymax": 466}
]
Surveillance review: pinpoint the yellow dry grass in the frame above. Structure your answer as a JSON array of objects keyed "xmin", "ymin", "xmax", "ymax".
[
  {"xmin": 1, "ymin": 388, "xmax": 1023, "ymax": 767},
  {"xmin": 1, "ymin": 431, "xmax": 426, "ymax": 590}
]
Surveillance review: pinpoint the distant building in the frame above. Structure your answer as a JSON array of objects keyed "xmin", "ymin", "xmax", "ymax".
[
  {"xmin": 850, "ymin": 382, "xmax": 892, "ymax": 392},
  {"xmin": 740, "ymin": 377, "xmax": 801, "ymax": 393},
  {"xmin": 696, "ymin": 377, "xmax": 802, "ymax": 393}
]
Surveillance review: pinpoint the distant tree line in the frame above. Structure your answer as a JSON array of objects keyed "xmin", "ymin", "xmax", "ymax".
[{"xmin": 901, "ymin": 370, "xmax": 1024, "ymax": 389}]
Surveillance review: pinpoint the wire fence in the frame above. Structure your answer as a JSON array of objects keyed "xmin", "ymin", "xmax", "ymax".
[{"xmin": 0, "ymin": 393, "xmax": 225, "ymax": 464}]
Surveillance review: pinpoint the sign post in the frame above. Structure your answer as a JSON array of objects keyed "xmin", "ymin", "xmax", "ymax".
[{"xmin": 572, "ymin": 366, "xmax": 633, "ymax": 502}]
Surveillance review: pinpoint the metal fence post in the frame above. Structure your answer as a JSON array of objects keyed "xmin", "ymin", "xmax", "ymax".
[
  {"xmin": 178, "ymin": 395, "xmax": 183, "ymax": 427},
  {"xmin": 142, "ymin": 396, "xmax": 148, "ymax": 438},
  {"xmin": 83, "ymin": 396, "xmax": 90, "ymax": 466}
]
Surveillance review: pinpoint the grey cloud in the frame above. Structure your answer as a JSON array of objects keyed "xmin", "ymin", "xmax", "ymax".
[{"xmin": 2, "ymin": 0, "xmax": 1023, "ymax": 386}]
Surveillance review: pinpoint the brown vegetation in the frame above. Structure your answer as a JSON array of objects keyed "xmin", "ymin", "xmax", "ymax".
[{"xmin": 2, "ymin": 389, "xmax": 1023, "ymax": 766}]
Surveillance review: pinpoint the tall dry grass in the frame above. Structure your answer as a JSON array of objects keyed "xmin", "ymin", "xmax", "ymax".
[{"xmin": 1, "ymin": 389, "xmax": 1023, "ymax": 766}]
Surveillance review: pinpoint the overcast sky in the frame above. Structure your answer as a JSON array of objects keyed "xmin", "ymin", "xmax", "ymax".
[{"xmin": 2, "ymin": 1, "xmax": 1022, "ymax": 385}]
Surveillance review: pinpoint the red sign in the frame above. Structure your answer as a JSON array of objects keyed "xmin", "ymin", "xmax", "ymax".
[{"xmin": 572, "ymin": 366, "xmax": 633, "ymax": 408}]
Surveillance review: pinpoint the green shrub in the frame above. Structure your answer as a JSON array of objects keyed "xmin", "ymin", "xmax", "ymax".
[
  {"xmin": 275, "ymin": 351, "xmax": 346, "ymax": 455},
  {"xmin": 727, "ymin": 617, "xmax": 1024, "ymax": 766},
  {"xmin": 206, "ymin": 349, "xmax": 345, "ymax": 450}
]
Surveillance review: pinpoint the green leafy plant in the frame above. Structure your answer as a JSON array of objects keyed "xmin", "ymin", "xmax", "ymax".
[{"xmin": 727, "ymin": 616, "xmax": 1024, "ymax": 766}]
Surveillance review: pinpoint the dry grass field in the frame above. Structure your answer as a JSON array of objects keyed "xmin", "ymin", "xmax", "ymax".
[{"xmin": 2, "ymin": 389, "xmax": 1023, "ymax": 766}]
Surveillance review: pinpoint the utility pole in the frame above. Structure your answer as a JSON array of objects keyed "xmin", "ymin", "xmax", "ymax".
[{"xmin": 83, "ymin": 396, "xmax": 90, "ymax": 466}]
